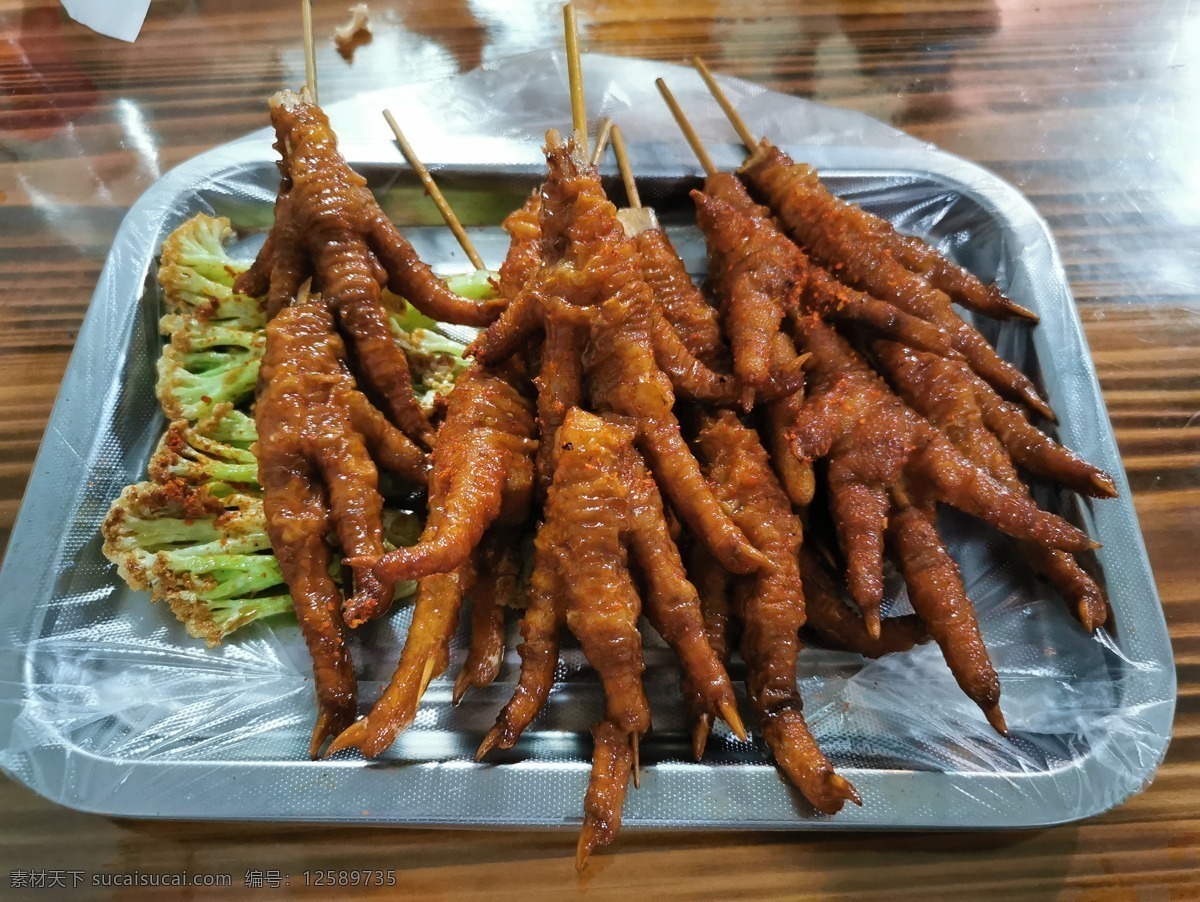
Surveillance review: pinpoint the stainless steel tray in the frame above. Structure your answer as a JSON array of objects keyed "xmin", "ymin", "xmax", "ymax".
[{"xmin": 0, "ymin": 54, "xmax": 1174, "ymax": 829}]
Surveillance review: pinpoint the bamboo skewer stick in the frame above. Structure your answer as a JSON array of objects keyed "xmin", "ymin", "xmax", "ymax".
[
  {"xmin": 382, "ymin": 110, "xmax": 486, "ymax": 271},
  {"xmin": 610, "ymin": 125, "xmax": 641, "ymax": 209},
  {"xmin": 563, "ymin": 4, "xmax": 588, "ymax": 154},
  {"xmin": 590, "ymin": 116, "xmax": 613, "ymax": 167},
  {"xmin": 631, "ymin": 732, "xmax": 640, "ymax": 789},
  {"xmin": 301, "ymin": 0, "xmax": 319, "ymax": 103},
  {"xmin": 655, "ymin": 79, "xmax": 717, "ymax": 177},
  {"xmin": 691, "ymin": 56, "xmax": 757, "ymax": 152}
]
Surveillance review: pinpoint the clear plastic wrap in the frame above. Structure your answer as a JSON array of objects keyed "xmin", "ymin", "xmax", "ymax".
[{"xmin": 0, "ymin": 52, "xmax": 1174, "ymax": 827}]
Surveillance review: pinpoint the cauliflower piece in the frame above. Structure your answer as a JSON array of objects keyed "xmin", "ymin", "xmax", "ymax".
[
  {"xmin": 384, "ymin": 270, "xmax": 496, "ymax": 411},
  {"xmin": 103, "ymin": 218, "xmax": 493, "ymax": 647},
  {"xmin": 198, "ymin": 403, "xmax": 258, "ymax": 447},
  {"xmin": 148, "ymin": 416, "xmax": 259, "ymax": 496},
  {"xmin": 101, "ymin": 481, "xmax": 291, "ymax": 646},
  {"xmin": 155, "ymin": 315, "xmax": 264, "ymax": 422},
  {"xmin": 158, "ymin": 214, "xmax": 267, "ymax": 327},
  {"xmin": 102, "ymin": 479, "xmax": 424, "ymax": 646}
]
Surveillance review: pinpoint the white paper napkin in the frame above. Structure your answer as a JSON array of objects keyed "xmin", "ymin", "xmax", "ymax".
[{"xmin": 62, "ymin": 0, "xmax": 152, "ymax": 43}]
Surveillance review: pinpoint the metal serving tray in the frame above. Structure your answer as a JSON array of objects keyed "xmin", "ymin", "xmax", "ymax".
[{"xmin": 0, "ymin": 55, "xmax": 1174, "ymax": 829}]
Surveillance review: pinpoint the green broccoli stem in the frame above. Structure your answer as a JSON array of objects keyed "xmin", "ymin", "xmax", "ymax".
[
  {"xmin": 208, "ymin": 594, "xmax": 294, "ymax": 633},
  {"xmin": 443, "ymin": 269, "xmax": 500, "ymax": 301},
  {"xmin": 131, "ymin": 515, "xmax": 270, "ymax": 554}
]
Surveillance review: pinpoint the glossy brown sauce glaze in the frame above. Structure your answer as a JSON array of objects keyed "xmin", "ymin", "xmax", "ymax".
[
  {"xmin": 875, "ymin": 341, "xmax": 1109, "ymax": 631},
  {"xmin": 255, "ymin": 293, "xmax": 425, "ymax": 757},
  {"xmin": 576, "ymin": 720, "xmax": 634, "ymax": 871},
  {"xmin": 619, "ymin": 432, "xmax": 744, "ymax": 741},
  {"xmin": 696, "ymin": 410, "xmax": 860, "ymax": 815},
  {"xmin": 533, "ymin": 297, "xmax": 588, "ymax": 497},
  {"xmin": 887, "ymin": 498, "xmax": 1006, "ymax": 733},
  {"xmin": 742, "ymin": 142, "xmax": 1054, "ymax": 420},
  {"xmin": 799, "ymin": 544, "xmax": 928, "ymax": 658},
  {"xmin": 327, "ymin": 363, "xmax": 536, "ymax": 758},
  {"xmin": 682, "ymin": 545, "xmax": 736, "ymax": 760},
  {"xmin": 632, "ymin": 226, "xmax": 727, "ymax": 367},
  {"xmin": 552, "ymin": 409, "xmax": 651, "ymax": 736},
  {"xmin": 645, "ymin": 299, "xmax": 741, "ymax": 406},
  {"xmin": 497, "ymin": 191, "xmax": 544, "ymax": 303},
  {"xmin": 476, "ymin": 509, "xmax": 567, "ymax": 760},
  {"xmin": 692, "ymin": 180, "xmax": 808, "ymax": 404},
  {"xmin": 475, "ymin": 130, "xmax": 767, "ymax": 576},
  {"xmin": 237, "ymin": 92, "xmax": 504, "ymax": 448},
  {"xmin": 696, "ymin": 173, "xmax": 952, "ymax": 399},
  {"xmin": 791, "ymin": 316, "xmax": 1094, "ymax": 636},
  {"xmin": 453, "ymin": 529, "xmax": 522, "ymax": 705},
  {"xmin": 373, "ymin": 362, "xmax": 536, "ymax": 585}
]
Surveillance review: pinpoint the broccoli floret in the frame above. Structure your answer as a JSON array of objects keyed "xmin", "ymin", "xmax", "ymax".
[
  {"xmin": 102, "ymin": 482, "xmax": 291, "ymax": 646},
  {"xmin": 155, "ymin": 315, "xmax": 263, "ymax": 422},
  {"xmin": 149, "ymin": 416, "xmax": 260, "ymax": 495},
  {"xmin": 158, "ymin": 215, "xmax": 267, "ymax": 327}
]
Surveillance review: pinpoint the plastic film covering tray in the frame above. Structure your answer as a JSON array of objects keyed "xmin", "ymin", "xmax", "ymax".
[{"xmin": 0, "ymin": 53, "xmax": 1175, "ymax": 828}]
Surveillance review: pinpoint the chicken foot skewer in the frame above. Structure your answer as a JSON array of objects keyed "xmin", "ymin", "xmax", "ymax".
[{"xmin": 256, "ymin": 291, "xmax": 425, "ymax": 757}]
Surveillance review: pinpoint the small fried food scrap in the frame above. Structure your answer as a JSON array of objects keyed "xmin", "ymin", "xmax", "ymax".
[
  {"xmin": 236, "ymin": 91, "xmax": 503, "ymax": 447},
  {"xmin": 742, "ymin": 143, "xmax": 1053, "ymax": 419},
  {"xmin": 255, "ymin": 292, "xmax": 424, "ymax": 757},
  {"xmin": 790, "ymin": 316, "xmax": 1095, "ymax": 635},
  {"xmin": 372, "ymin": 363, "xmax": 537, "ymax": 587},
  {"xmin": 333, "ymin": 3, "xmax": 372, "ymax": 60},
  {"xmin": 696, "ymin": 410, "xmax": 859, "ymax": 814}
]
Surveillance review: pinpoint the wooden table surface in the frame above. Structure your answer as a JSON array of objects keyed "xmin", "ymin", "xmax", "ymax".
[{"xmin": 1, "ymin": 0, "xmax": 1197, "ymax": 898}]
